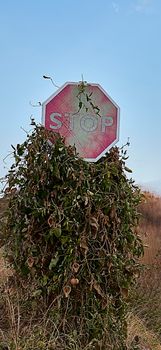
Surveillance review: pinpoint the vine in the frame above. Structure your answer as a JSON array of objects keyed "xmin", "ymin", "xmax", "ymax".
[
  {"xmin": 1, "ymin": 122, "xmax": 143, "ymax": 349},
  {"xmin": 76, "ymin": 79, "xmax": 101, "ymax": 116}
]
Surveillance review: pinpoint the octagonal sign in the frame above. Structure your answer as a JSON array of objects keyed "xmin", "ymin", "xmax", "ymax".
[{"xmin": 42, "ymin": 82, "xmax": 120, "ymax": 162}]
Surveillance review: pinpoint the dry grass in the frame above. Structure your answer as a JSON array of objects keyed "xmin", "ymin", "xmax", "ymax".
[
  {"xmin": 127, "ymin": 191, "xmax": 161, "ymax": 349},
  {"xmin": 0, "ymin": 196, "xmax": 10, "ymax": 283},
  {"xmin": 0, "ymin": 196, "xmax": 8, "ymax": 219},
  {"xmin": 127, "ymin": 313, "xmax": 161, "ymax": 350},
  {"xmin": 139, "ymin": 191, "xmax": 161, "ymax": 265},
  {"xmin": 0, "ymin": 248, "xmax": 12, "ymax": 283}
]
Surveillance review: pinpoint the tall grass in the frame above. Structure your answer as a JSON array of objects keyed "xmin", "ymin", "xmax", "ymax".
[
  {"xmin": 139, "ymin": 192, "xmax": 161, "ymax": 265},
  {"xmin": 129, "ymin": 192, "xmax": 161, "ymax": 348}
]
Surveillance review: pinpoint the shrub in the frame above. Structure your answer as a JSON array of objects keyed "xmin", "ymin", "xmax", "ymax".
[{"xmin": 1, "ymin": 122, "xmax": 143, "ymax": 349}]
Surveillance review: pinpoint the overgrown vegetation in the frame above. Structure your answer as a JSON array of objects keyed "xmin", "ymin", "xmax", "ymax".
[{"xmin": 0, "ymin": 122, "xmax": 143, "ymax": 349}]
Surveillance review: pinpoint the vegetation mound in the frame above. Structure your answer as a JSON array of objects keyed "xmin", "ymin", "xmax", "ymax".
[{"xmin": 0, "ymin": 122, "xmax": 143, "ymax": 349}]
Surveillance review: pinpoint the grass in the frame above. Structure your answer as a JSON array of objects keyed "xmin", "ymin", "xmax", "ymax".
[
  {"xmin": 139, "ymin": 191, "xmax": 161, "ymax": 265},
  {"xmin": 127, "ymin": 192, "xmax": 161, "ymax": 349},
  {"xmin": 0, "ymin": 264, "xmax": 118, "ymax": 349},
  {"xmin": 0, "ymin": 274, "xmax": 110, "ymax": 349},
  {"xmin": 127, "ymin": 313, "xmax": 161, "ymax": 350}
]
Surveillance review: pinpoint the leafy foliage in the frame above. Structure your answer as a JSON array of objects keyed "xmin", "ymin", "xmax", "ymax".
[{"xmin": 1, "ymin": 122, "xmax": 143, "ymax": 349}]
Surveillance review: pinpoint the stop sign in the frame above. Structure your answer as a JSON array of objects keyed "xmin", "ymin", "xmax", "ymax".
[{"xmin": 42, "ymin": 82, "xmax": 120, "ymax": 162}]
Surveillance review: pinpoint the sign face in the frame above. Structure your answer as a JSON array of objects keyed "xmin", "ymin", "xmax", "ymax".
[{"xmin": 42, "ymin": 82, "xmax": 120, "ymax": 162}]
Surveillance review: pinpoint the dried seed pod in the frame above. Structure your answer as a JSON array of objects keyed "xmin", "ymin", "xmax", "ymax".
[
  {"xmin": 70, "ymin": 278, "xmax": 79, "ymax": 286},
  {"xmin": 72, "ymin": 262, "xmax": 80, "ymax": 273},
  {"xmin": 26, "ymin": 256, "xmax": 34, "ymax": 268},
  {"xmin": 47, "ymin": 215, "xmax": 55, "ymax": 227},
  {"xmin": 63, "ymin": 285, "xmax": 71, "ymax": 298}
]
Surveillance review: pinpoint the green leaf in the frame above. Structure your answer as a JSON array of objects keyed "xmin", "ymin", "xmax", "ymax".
[
  {"xmin": 86, "ymin": 94, "xmax": 91, "ymax": 102},
  {"xmin": 17, "ymin": 144, "xmax": 24, "ymax": 156},
  {"xmin": 124, "ymin": 166, "xmax": 132, "ymax": 173},
  {"xmin": 49, "ymin": 255, "xmax": 59, "ymax": 270},
  {"xmin": 79, "ymin": 101, "xmax": 83, "ymax": 110},
  {"xmin": 49, "ymin": 227, "xmax": 61, "ymax": 238},
  {"xmin": 41, "ymin": 275, "xmax": 48, "ymax": 286},
  {"xmin": 21, "ymin": 264, "xmax": 30, "ymax": 276},
  {"xmin": 61, "ymin": 236, "xmax": 69, "ymax": 245},
  {"xmin": 32, "ymin": 289, "xmax": 42, "ymax": 297}
]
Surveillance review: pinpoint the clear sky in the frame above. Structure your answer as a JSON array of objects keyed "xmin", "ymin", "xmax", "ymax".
[{"xmin": 0, "ymin": 0, "xmax": 161, "ymax": 193}]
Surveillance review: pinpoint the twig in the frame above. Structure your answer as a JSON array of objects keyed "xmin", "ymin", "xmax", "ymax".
[
  {"xmin": 29, "ymin": 101, "xmax": 42, "ymax": 107},
  {"xmin": 43, "ymin": 75, "xmax": 60, "ymax": 88}
]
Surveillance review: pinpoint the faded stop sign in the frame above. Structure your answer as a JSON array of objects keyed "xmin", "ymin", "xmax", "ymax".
[{"xmin": 42, "ymin": 82, "xmax": 120, "ymax": 162}]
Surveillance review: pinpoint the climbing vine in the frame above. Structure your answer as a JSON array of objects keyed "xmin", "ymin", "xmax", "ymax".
[{"xmin": 2, "ymin": 121, "xmax": 143, "ymax": 349}]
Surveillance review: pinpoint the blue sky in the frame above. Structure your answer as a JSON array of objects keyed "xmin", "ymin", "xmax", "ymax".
[{"xmin": 0, "ymin": 0, "xmax": 161, "ymax": 193}]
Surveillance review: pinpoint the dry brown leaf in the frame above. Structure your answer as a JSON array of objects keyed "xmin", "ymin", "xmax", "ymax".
[
  {"xmin": 90, "ymin": 217, "xmax": 99, "ymax": 230},
  {"xmin": 93, "ymin": 280, "xmax": 104, "ymax": 298},
  {"xmin": 80, "ymin": 236, "xmax": 88, "ymax": 255},
  {"xmin": 103, "ymin": 215, "xmax": 110, "ymax": 225},
  {"xmin": 102, "ymin": 298, "xmax": 109, "ymax": 310},
  {"xmin": 110, "ymin": 207, "xmax": 117, "ymax": 220},
  {"xmin": 120, "ymin": 287, "xmax": 129, "ymax": 299},
  {"xmin": 90, "ymin": 217, "xmax": 99, "ymax": 239},
  {"xmin": 84, "ymin": 196, "xmax": 88, "ymax": 206}
]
